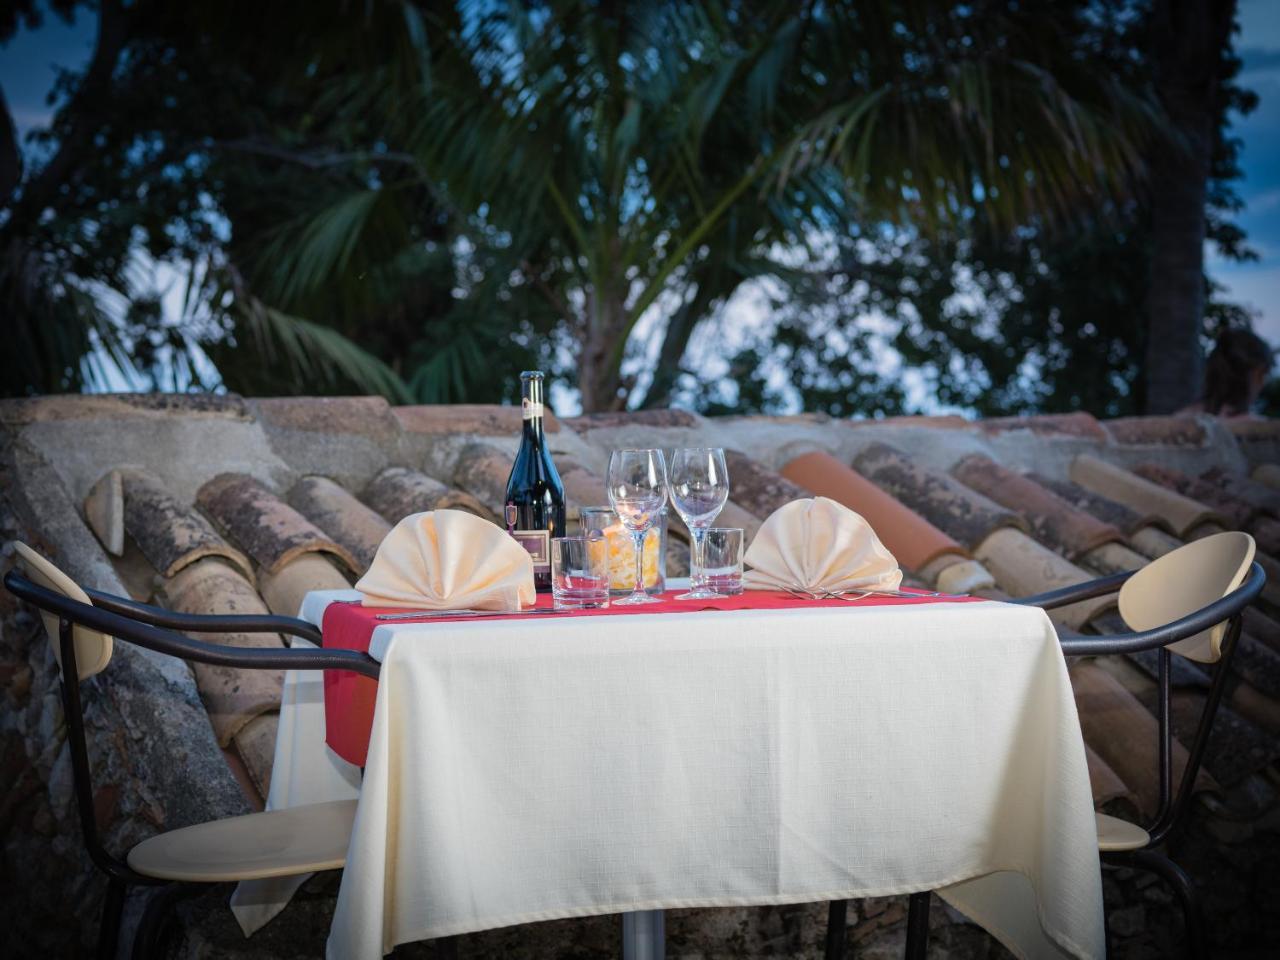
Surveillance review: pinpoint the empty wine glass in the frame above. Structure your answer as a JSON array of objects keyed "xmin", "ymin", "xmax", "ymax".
[
  {"xmin": 669, "ymin": 447, "xmax": 729, "ymax": 600},
  {"xmin": 607, "ymin": 449, "xmax": 668, "ymax": 605}
]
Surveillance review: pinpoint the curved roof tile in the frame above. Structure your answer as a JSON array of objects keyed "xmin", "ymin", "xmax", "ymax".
[
  {"xmin": 780, "ymin": 450, "xmax": 966, "ymax": 572},
  {"xmin": 952, "ymin": 454, "xmax": 1123, "ymax": 560},
  {"xmin": 852, "ymin": 442, "xmax": 1027, "ymax": 551}
]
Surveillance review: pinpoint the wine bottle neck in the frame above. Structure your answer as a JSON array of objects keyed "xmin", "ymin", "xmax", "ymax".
[{"xmin": 521, "ymin": 375, "xmax": 545, "ymax": 442}]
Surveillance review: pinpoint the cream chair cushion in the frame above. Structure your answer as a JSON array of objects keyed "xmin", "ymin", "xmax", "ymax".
[
  {"xmin": 1118, "ymin": 531, "xmax": 1255, "ymax": 663},
  {"xmin": 11, "ymin": 541, "xmax": 112, "ymax": 679},
  {"xmin": 127, "ymin": 798, "xmax": 358, "ymax": 882},
  {"xmin": 1095, "ymin": 812, "xmax": 1149, "ymax": 852}
]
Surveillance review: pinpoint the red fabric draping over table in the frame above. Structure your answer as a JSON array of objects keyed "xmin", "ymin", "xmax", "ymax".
[{"xmin": 321, "ymin": 588, "xmax": 985, "ymax": 767}]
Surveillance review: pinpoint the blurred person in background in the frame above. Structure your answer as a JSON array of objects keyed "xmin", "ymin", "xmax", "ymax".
[{"xmin": 1191, "ymin": 328, "xmax": 1275, "ymax": 417}]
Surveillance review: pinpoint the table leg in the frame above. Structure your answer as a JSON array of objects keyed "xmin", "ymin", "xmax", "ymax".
[{"xmin": 621, "ymin": 909, "xmax": 665, "ymax": 960}]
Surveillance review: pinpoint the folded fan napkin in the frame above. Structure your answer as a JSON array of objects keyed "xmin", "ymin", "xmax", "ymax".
[
  {"xmin": 743, "ymin": 496, "xmax": 903, "ymax": 593},
  {"xmin": 356, "ymin": 509, "xmax": 536, "ymax": 610}
]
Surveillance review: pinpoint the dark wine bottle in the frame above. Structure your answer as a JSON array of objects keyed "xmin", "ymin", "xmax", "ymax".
[{"xmin": 504, "ymin": 371, "xmax": 566, "ymax": 590}]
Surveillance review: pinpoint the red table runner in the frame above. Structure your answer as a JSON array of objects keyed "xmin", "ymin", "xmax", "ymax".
[{"xmin": 321, "ymin": 588, "xmax": 984, "ymax": 767}]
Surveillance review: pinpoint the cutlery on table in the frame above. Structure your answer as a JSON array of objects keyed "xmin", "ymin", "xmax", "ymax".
[{"xmin": 782, "ymin": 586, "xmax": 968, "ymax": 602}]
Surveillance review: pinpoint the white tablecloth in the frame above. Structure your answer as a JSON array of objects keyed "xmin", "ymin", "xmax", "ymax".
[
  {"xmin": 251, "ymin": 589, "xmax": 1103, "ymax": 959},
  {"xmin": 229, "ymin": 635, "xmax": 362, "ymax": 935}
]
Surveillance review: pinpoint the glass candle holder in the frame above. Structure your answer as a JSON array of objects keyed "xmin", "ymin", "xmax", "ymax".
[{"xmin": 578, "ymin": 506, "xmax": 667, "ymax": 595}]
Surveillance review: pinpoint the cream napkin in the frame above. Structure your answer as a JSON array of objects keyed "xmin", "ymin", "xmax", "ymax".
[
  {"xmin": 356, "ymin": 509, "xmax": 536, "ymax": 610},
  {"xmin": 743, "ymin": 496, "xmax": 902, "ymax": 593}
]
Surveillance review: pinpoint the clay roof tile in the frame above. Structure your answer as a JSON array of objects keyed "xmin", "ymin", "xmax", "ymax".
[
  {"xmin": 562, "ymin": 409, "xmax": 703, "ymax": 432},
  {"xmin": 360, "ymin": 466, "xmax": 496, "ymax": 525},
  {"xmin": 196, "ymin": 473, "xmax": 359, "ymax": 575},
  {"xmin": 394, "ymin": 403, "xmax": 561, "ymax": 435},
  {"xmin": 979, "ymin": 411, "xmax": 1108, "ymax": 442},
  {"xmin": 1069, "ymin": 454, "xmax": 1226, "ymax": 538},
  {"xmin": 780, "ymin": 450, "xmax": 966, "ymax": 573},
  {"xmin": 1130, "ymin": 463, "xmax": 1255, "ymax": 529},
  {"xmin": 1104, "ymin": 415, "xmax": 1208, "ymax": 447},
  {"xmin": 84, "ymin": 467, "xmax": 255, "ymax": 582},
  {"xmin": 287, "ymin": 476, "xmax": 392, "ymax": 574},
  {"xmin": 851, "ymin": 442, "xmax": 1027, "ymax": 551},
  {"xmin": 951, "ymin": 454, "xmax": 1123, "ymax": 560}
]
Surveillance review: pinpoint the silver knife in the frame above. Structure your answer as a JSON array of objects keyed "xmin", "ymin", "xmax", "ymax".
[{"xmin": 375, "ymin": 608, "xmax": 571, "ymax": 621}]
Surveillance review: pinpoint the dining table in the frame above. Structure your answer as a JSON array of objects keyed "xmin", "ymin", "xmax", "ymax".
[{"xmin": 231, "ymin": 581, "xmax": 1104, "ymax": 960}]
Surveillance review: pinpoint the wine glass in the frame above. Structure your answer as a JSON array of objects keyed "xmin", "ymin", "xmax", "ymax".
[
  {"xmin": 668, "ymin": 447, "xmax": 729, "ymax": 600},
  {"xmin": 607, "ymin": 449, "xmax": 668, "ymax": 605}
]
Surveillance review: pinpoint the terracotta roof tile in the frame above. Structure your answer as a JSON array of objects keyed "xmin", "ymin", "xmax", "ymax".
[
  {"xmin": 851, "ymin": 442, "xmax": 1027, "ymax": 551},
  {"xmin": 1253, "ymin": 464, "xmax": 1280, "ymax": 489},
  {"xmin": 230, "ymin": 713, "xmax": 278, "ymax": 803},
  {"xmin": 1232, "ymin": 635, "xmax": 1280, "ymax": 704},
  {"xmin": 1069, "ymin": 454, "xmax": 1226, "ymax": 538},
  {"xmin": 1200, "ymin": 465, "xmax": 1280, "ymax": 518},
  {"xmin": 1070, "ymin": 660, "xmax": 1212, "ymax": 816},
  {"xmin": 722, "ymin": 450, "xmax": 810, "ymax": 520},
  {"xmin": 1105, "ymin": 415, "xmax": 1208, "ymax": 446},
  {"xmin": 250, "ymin": 396, "xmax": 398, "ymax": 436},
  {"xmin": 87, "ymin": 467, "xmax": 254, "ymax": 582},
  {"xmin": 1224, "ymin": 418, "xmax": 1280, "ymax": 441},
  {"xmin": 288, "ymin": 476, "xmax": 391, "ymax": 574},
  {"xmin": 563, "ymin": 409, "xmax": 703, "ymax": 432},
  {"xmin": 259, "ymin": 552, "xmax": 352, "ymax": 620},
  {"xmin": 450, "ymin": 443, "xmax": 525, "ymax": 519},
  {"xmin": 1131, "ymin": 463, "xmax": 1255, "ymax": 528},
  {"xmin": 951, "ymin": 454, "xmax": 1123, "ymax": 560},
  {"xmin": 978, "ymin": 411, "xmax": 1108, "ymax": 442},
  {"xmin": 82, "ymin": 469, "xmax": 123, "ymax": 556},
  {"xmin": 972, "ymin": 528, "xmax": 1112, "ymax": 630},
  {"xmin": 923, "ymin": 556, "xmax": 997, "ymax": 594},
  {"xmin": 855, "ymin": 414, "xmax": 971, "ymax": 430},
  {"xmin": 1030, "ymin": 473, "xmax": 1169, "ymax": 536},
  {"xmin": 159, "ymin": 558, "xmax": 283, "ymax": 747},
  {"xmin": 196, "ymin": 473, "xmax": 359, "ymax": 575},
  {"xmin": 394, "ymin": 404, "xmax": 561, "ymax": 435},
  {"xmin": 780, "ymin": 450, "xmax": 966, "ymax": 572},
  {"xmin": 556, "ymin": 456, "xmax": 608, "ymax": 517},
  {"xmin": 0, "ymin": 392, "xmax": 251, "ymax": 425},
  {"xmin": 361, "ymin": 466, "xmax": 495, "ymax": 525},
  {"xmin": 1083, "ymin": 744, "xmax": 1131, "ymax": 809},
  {"xmin": 1132, "ymin": 465, "xmax": 1280, "ymax": 554}
]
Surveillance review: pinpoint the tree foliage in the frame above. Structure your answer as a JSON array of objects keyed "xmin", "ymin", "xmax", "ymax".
[{"xmin": 0, "ymin": 0, "xmax": 1257, "ymax": 415}]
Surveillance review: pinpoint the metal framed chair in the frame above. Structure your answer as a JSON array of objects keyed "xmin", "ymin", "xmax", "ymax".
[
  {"xmin": 4, "ymin": 543, "xmax": 381, "ymax": 960},
  {"xmin": 823, "ymin": 531, "xmax": 1263, "ymax": 960}
]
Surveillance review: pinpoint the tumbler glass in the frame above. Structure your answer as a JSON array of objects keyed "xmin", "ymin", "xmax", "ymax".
[
  {"xmin": 551, "ymin": 536, "xmax": 610, "ymax": 609},
  {"xmin": 701, "ymin": 528, "xmax": 744, "ymax": 596}
]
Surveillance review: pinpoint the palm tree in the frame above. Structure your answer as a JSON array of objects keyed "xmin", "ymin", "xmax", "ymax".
[
  {"xmin": 363, "ymin": 0, "xmax": 1158, "ymax": 410},
  {"xmin": 5, "ymin": 0, "xmax": 1160, "ymax": 410}
]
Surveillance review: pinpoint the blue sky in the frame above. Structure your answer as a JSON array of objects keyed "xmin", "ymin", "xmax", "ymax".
[
  {"xmin": 3, "ymin": 1, "xmax": 1279, "ymax": 359},
  {"xmin": 1215, "ymin": 0, "xmax": 1280, "ymax": 342}
]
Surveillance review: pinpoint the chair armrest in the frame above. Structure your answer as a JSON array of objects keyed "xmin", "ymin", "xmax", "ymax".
[
  {"xmin": 5, "ymin": 572, "xmax": 377, "ymax": 679},
  {"xmin": 83, "ymin": 587, "xmax": 322, "ymax": 646},
  {"xmin": 1011, "ymin": 570, "xmax": 1134, "ymax": 610},
  {"xmin": 1056, "ymin": 562, "xmax": 1265, "ymax": 657}
]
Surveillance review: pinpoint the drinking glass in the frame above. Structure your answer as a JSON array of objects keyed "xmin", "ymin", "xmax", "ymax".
[
  {"xmin": 551, "ymin": 536, "xmax": 610, "ymax": 609},
  {"xmin": 606, "ymin": 449, "xmax": 668, "ymax": 605},
  {"xmin": 669, "ymin": 447, "xmax": 730, "ymax": 600},
  {"xmin": 702, "ymin": 528, "xmax": 744, "ymax": 595}
]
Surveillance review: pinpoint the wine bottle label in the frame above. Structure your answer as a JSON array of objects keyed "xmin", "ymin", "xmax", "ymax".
[
  {"xmin": 522, "ymin": 398, "xmax": 543, "ymax": 420},
  {"xmin": 510, "ymin": 529, "xmax": 550, "ymax": 571}
]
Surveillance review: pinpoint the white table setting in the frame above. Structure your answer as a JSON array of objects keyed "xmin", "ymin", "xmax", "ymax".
[{"xmin": 229, "ymin": 447, "xmax": 1103, "ymax": 960}]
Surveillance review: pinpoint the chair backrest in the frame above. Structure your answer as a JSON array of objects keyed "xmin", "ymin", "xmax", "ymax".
[
  {"xmin": 10, "ymin": 542, "xmax": 113, "ymax": 679},
  {"xmin": 1119, "ymin": 531, "xmax": 1255, "ymax": 663}
]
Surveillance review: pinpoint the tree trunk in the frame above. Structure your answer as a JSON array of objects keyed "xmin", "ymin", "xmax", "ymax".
[
  {"xmin": 578, "ymin": 291, "xmax": 630, "ymax": 412},
  {"xmin": 1144, "ymin": 0, "xmax": 1235, "ymax": 414}
]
